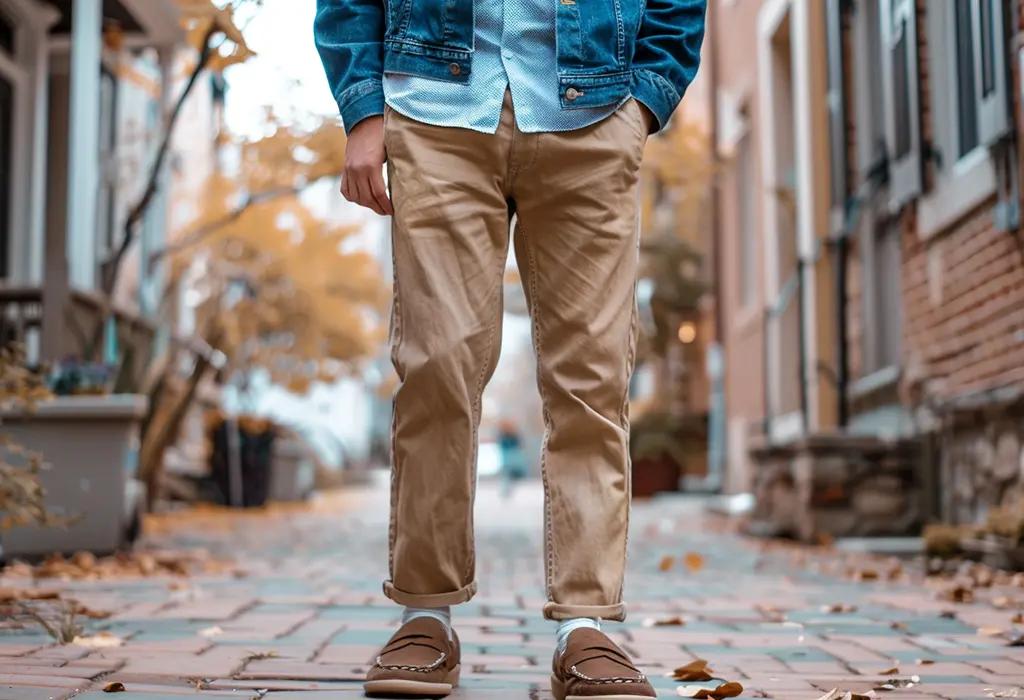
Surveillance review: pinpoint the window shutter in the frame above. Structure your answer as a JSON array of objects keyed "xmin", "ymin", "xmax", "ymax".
[
  {"xmin": 880, "ymin": 0, "xmax": 922, "ymax": 209},
  {"xmin": 826, "ymin": 0, "xmax": 847, "ymax": 235},
  {"xmin": 976, "ymin": 0, "xmax": 1010, "ymax": 146}
]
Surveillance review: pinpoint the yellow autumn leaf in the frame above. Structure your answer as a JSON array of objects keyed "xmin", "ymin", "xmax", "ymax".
[{"xmin": 684, "ymin": 552, "xmax": 704, "ymax": 573}]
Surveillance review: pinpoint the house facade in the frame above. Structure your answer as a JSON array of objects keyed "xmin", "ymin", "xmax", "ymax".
[
  {"xmin": 837, "ymin": 0, "xmax": 1024, "ymax": 526},
  {"xmin": 714, "ymin": 0, "xmax": 1024, "ymax": 534},
  {"xmin": 712, "ymin": 0, "xmax": 834, "ymax": 496},
  {"xmin": 0, "ymin": 0, "xmax": 184, "ymax": 376}
]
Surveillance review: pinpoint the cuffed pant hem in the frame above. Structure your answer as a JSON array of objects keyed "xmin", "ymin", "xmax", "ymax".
[
  {"xmin": 543, "ymin": 602, "xmax": 626, "ymax": 622},
  {"xmin": 383, "ymin": 580, "xmax": 478, "ymax": 608}
]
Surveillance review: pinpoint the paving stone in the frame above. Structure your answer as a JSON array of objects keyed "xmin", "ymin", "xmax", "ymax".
[
  {"xmin": 236, "ymin": 659, "xmax": 364, "ymax": 680},
  {"xmin": 0, "ymin": 674, "xmax": 91, "ymax": 689},
  {"xmin": 0, "ymin": 688, "xmax": 74, "ymax": 700},
  {"xmin": 5, "ymin": 481, "xmax": 1024, "ymax": 696}
]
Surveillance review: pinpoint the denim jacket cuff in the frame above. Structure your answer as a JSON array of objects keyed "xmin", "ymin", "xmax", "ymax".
[
  {"xmin": 337, "ymin": 79, "xmax": 386, "ymax": 135},
  {"xmin": 631, "ymin": 69, "xmax": 681, "ymax": 134}
]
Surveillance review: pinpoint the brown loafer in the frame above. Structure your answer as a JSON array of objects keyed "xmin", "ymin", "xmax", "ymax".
[
  {"xmin": 364, "ymin": 617, "xmax": 461, "ymax": 696},
  {"xmin": 551, "ymin": 628, "xmax": 655, "ymax": 700}
]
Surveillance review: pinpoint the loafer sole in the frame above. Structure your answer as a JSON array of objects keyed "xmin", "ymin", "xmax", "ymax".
[
  {"xmin": 364, "ymin": 664, "xmax": 460, "ymax": 697},
  {"xmin": 551, "ymin": 673, "xmax": 651, "ymax": 700}
]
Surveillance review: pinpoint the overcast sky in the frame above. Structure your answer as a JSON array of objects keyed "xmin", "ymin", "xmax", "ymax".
[{"xmin": 224, "ymin": 0, "xmax": 337, "ymax": 138}]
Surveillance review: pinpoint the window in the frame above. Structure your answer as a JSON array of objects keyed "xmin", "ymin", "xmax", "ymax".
[
  {"xmin": 880, "ymin": 0, "xmax": 922, "ymax": 208},
  {"xmin": 736, "ymin": 134, "xmax": 756, "ymax": 307},
  {"xmin": 918, "ymin": 0, "xmax": 1007, "ymax": 236},
  {"xmin": 939, "ymin": 0, "xmax": 1009, "ymax": 160},
  {"xmin": 872, "ymin": 219, "xmax": 901, "ymax": 371}
]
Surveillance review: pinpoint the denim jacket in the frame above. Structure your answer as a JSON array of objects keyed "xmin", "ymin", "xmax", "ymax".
[{"xmin": 313, "ymin": 0, "xmax": 706, "ymax": 135}]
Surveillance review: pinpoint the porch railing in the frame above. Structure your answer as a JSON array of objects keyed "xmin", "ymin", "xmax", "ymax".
[
  {"xmin": 0, "ymin": 285, "xmax": 157, "ymax": 385},
  {"xmin": 0, "ymin": 286, "xmax": 44, "ymax": 349}
]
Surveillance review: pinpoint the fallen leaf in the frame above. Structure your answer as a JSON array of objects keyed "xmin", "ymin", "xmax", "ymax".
[
  {"xmin": 890, "ymin": 621, "xmax": 907, "ymax": 631},
  {"xmin": 820, "ymin": 604, "xmax": 858, "ymax": 614},
  {"xmin": 74, "ymin": 604, "xmax": 113, "ymax": 619},
  {"xmin": 939, "ymin": 586, "xmax": 974, "ymax": 604},
  {"xmin": 684, "ymin": 552, "xmax": 705, "ymax": 573},
  {"xmin": 816, "ymin": 691, "xmax": 873, "ymax": 700},
  {"xmin": 72, "ymin": 632, "xmax": 123, "ymax": 649},
  {"xmin": 879, "ymin": 667, "xmax": 899, "ymax": 675},
  {"xmin": 644, "ymin": 616, "xmax": 686, "ymax": 627},
  {"xmin": 1013, "ymin": 613, "xmax": 1024, "ymax": 625},
  {"xmin": 672, "ymin": 659, "xmax": 714, "ymax": 682},
  {"xmin": 979, "ymin": 627, "xmax": 1005, "ymax": 637},
  {"xmin": 72, "ymin": 552, "xmax": 97, "ymax": 571},
  {"xmin": 198, "ymin": 626, "xmax": 223, "ymax": 638},
  {"xmin": 102, "ymin": 681, "xmax": 125, "ymax": 693},
  {"xmin": 855, "ymin": 569, "xmax": 880, "ymax": 581},
  {"xmin": 659, "ymin": 556, "xmax": 675, "ymax": 572},
  {"xmin": 1006, "ymin": 633, "xmax": 1024, "ymax": 647},
  {"xmin": 678, "ymin": 682, "xmax": 744, "ymax": 699},
  {"xmin": 0, "ymin": 588, "xmax": 60, "ymax": 603},
  {"xmin": 916, "ymin": 659, "xmax": 935, "ymax": 665}
]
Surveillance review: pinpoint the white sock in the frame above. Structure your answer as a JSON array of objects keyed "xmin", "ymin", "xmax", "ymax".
[
  {"xmin": 556, "ymin": 617, "xmax": 601, "ymax": 652},
  {"xmin": 402, "ymin": 606, "xmax": 453, "ymax": 640}
]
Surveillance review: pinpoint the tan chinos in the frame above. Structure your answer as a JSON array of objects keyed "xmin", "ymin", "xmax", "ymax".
[{"xmin": 383, "ymin": 91, "xmax": 647, "ymax": 621}]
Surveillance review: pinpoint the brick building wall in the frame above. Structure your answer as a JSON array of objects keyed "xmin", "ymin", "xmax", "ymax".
[
  {"xmin": 843, "ymin": 1, "xmax": 1024, "ymax": 401},
  {"xmin": 840, "ymin": 1, "xmax": 1024, "ymax": 524}
]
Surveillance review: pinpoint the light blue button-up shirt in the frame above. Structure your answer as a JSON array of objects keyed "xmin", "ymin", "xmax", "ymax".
[{"xmin": 383, "ymin": 0, "xmax": 623, "ymax": 133}]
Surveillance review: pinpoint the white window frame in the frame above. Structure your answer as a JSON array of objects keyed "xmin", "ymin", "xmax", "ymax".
[
  {"xmin": 851, "ymin": 0, "xmax": 902, "ymax": 393},
  {"xmin": 880, "ymin": 0, "xmax": 923, "ymax": 212},
  {"xmin": 757, "ymin": 0, "xmax": 818, "ymax": 437},
  {"xmin": 918, "ymin": 0, "xmax": 1008, "ymax": 240}
]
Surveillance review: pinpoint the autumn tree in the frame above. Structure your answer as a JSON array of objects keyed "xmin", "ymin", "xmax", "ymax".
[
  {"xmin": 634, "ymin": 115, "xmax": 715, "ymax": 417},
  {"xmin": 95, "ymin": 0, "xmax": 386, "ymax": 505}
]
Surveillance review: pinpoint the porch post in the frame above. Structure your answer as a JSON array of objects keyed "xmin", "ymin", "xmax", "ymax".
[
  {"xmin": 26, "ymin": 7, "xmax": 60, "ymax": 286},
  {"xmin": 65, "ymin": 0, "xmax": 103, "ymax": 290}
]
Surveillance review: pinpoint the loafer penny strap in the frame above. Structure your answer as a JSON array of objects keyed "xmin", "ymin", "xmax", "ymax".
[
  {"xmin": 564, "ymin": 644, "xmax": 646, "ymax": 683},
  {"xmin": 376, "ymin": 629, "xmax": 449, "ymax": 672}
]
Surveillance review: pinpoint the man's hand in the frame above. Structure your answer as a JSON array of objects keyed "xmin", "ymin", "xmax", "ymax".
[{"xmin": 341, "ymin": 115, "xmax": 393, "ymax": 216}]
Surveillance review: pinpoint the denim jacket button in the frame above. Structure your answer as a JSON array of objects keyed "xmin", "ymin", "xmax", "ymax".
[
  {"xmin": 449, "ymin": 63, "xmax": 461, "ymax": 76},
  {"xmin": 565, "ymin": 87, "xmax": 580, "ymax": 101}
]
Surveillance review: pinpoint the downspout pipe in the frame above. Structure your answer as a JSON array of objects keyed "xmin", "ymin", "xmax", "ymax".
[{"xmin": 835, "ymin": 232, "xmax": 849, "ymax": 428}]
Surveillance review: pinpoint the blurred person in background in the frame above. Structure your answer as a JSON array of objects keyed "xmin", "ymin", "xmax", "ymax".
[
  {"xmin": 497, "ymin": 419, "xmax": 526, "ymax": 500},
  {"xmin": 314, "ymin": 0, "xmax": 706, "ymax": 694}
]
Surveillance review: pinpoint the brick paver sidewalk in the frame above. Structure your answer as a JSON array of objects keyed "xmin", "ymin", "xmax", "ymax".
[{"xmin": 3, "ymin": 478, "xmax": 1024, "ymax": 699}]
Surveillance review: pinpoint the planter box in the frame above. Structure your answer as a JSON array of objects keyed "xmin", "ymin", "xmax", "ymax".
[
  {"xmin": 0, "ymin": 395, "xmax": 148, "ymax": 561},
  {"xmin": 632, "ymin": 455, "xmax": 681, "ymax": 499},
  {"xmin": 270, "ymin": 438, "xmax": 315, "ymax": 502}
]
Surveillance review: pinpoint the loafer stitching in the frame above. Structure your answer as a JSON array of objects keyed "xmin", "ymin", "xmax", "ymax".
[
  {"xmin": 375, "ymin": 651, "xmax": 447, "ymax": 672},
  {"xmin": 569, "ymin": 664, "xmax": 647, "ymax": 684}
]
